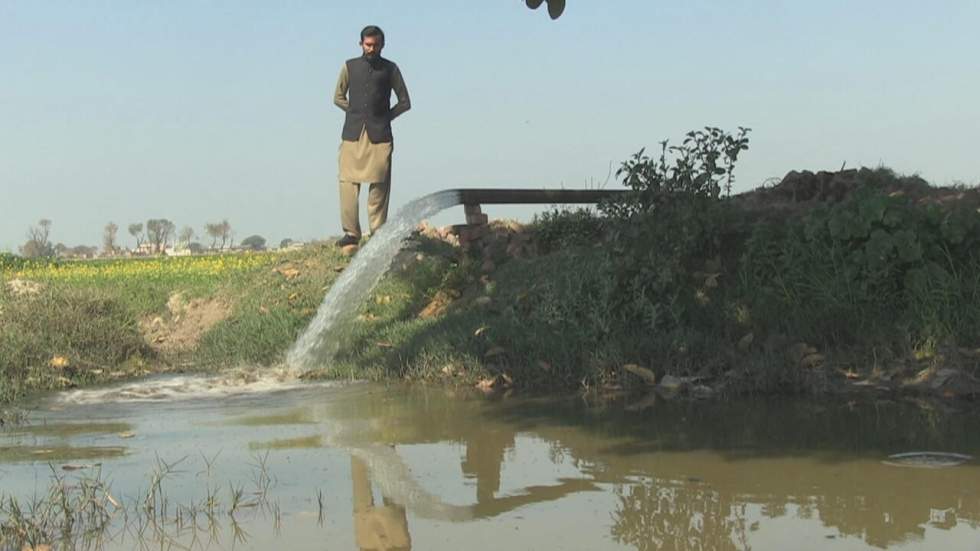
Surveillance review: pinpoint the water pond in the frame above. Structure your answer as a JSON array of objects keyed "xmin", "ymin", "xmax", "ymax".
[{"xmin": 2, "ymin": 374, "xmax": 979, "ymax": 550}]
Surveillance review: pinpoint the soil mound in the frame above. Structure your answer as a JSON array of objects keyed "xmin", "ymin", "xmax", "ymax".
[{"xmin": 141, "ymin": 292, "xmax": 231, "ymax": 355}]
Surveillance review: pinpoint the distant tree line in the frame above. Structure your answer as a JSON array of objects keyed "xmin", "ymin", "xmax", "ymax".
[{"xmin": 17, "ymin": 217, "xmax": 283, "ymax": 259}]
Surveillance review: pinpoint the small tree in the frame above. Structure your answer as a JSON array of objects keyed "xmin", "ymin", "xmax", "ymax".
[
  {"xmin": 178, "ymin": 226, "xmax": 195, "ymax": 249},
  {"xmin": 20, "ymin": 219, "xmax": 54, "ymax": 258},
  {"xmin": 146, "ymin": 219, "xmax": 176, "ymax": 253},
  {"xmin": 205, "ymin": 219, "xmax": 232, "ymax": 250},
  {"xmin": 19, "ymin": 240, "xmax": 50, "ymax": 258},
  {"xmin": 128, "ymin": 223, "xmax": 145, "ymax": 250},
  {"xmin": 279, "ymin": 238, "xmax": 294, "ymax": 249},
  {"xmin": 240, "ymin": 235, "xmax": 267, "ymax": 251},
  {"xmin": 218, "ymin": 220, "xmax": 232, "ymax": 250},
  {"xmin": 103, "ymin": 222, "xmax": 119, "ymax": 255},
  {"xmin": 205, "ymin": 223, "xmax": 221, "ymax": 249}
]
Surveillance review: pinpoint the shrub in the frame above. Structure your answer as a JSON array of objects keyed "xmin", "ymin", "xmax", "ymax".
[
  {"xmin": 599, "ymin": 127, "xmax": 751, "ymax": 331},
  {"xmin": 741, "ymin": 186, "xmax": 980, "ymax": 346},
  {"xmin": 531, "ymin": 207, "xmax": 606, "ymax": 254}
]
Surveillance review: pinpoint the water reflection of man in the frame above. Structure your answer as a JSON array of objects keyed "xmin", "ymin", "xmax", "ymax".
[
  {"xmin": 462, "ymin": 427, "xmax": 515, "ymax": 503},
  {"xmin": 352, "ymin": 456, "xmax": 412, "ymax": 551}
]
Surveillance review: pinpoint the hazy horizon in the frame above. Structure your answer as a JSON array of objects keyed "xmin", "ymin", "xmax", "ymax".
[{"xmin": 3, "ymin": 1, "xmax": 978, "ymax": 253}]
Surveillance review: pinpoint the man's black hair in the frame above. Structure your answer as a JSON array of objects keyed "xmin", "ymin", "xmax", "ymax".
[{"xmin": 360, "ymin": 25, "xmax": 384, "ymax": 43}]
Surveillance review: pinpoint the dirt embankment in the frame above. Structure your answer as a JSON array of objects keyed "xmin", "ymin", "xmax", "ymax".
[{"xmin": 737, "ymin": 167, "xmax": 980, "ymax": 212}]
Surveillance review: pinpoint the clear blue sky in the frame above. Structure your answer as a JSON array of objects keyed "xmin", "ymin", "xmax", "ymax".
[{"xmin": 2, "ymin": 1, "xmax": 978, "ymax": 252}]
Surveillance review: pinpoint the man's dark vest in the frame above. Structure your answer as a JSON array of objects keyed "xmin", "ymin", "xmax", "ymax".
[{"xmin": 343, "ymin": 56, "xmax": 396, "ymax": 143}]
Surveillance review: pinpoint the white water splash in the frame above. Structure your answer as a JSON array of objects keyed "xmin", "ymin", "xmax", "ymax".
[
  {"xmin": 56, "ymin": 368, "xmax": 345, "ymax": 405},
  {"xmin": 286, "ymin": 189, "xmax": 462, "ymax": 371}
]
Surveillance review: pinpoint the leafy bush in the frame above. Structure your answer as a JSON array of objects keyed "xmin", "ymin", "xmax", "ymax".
[
  {"xmin": 531, "ymin": 207, "xmax": 606, "ymax": 253},
  {"xmin": 599, "ymin": 127, "xmax": 751, "ymax": 331},
  {"xmin": 602, "ymin": 126, "xmax": 750, "ymax": 218},
  {"xmin": 742, "ymin": 187, "xmax": 980, "ymax": 346}
]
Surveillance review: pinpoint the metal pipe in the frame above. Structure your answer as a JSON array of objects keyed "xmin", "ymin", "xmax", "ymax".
[{"xmin": 449, "ymin": 188, "xmax": 627, "ymax": 206}]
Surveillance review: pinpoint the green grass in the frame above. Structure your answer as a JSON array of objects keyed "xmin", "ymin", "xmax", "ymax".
[
  {"xmin": 3, "ymin": 166, "xmax": 979, "ymax": 403},
  {"xmin": 0, "ymin": 248, "xmax": 347, "ymax": 402}
]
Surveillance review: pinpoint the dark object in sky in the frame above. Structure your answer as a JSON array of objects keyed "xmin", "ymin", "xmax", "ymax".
[{"xmin": 526, "ymin": 0, "xmax": 565, "ymax": 19}]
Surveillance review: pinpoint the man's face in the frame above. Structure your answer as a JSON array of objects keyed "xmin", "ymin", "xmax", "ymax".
[{"xmin": 360, "ymin": 35, "xmax": 383, "ymax": 58}]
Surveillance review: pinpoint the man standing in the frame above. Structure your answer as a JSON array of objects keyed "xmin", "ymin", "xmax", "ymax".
[{"xmin": 333, "ymin": 25, "xmax": 411, "ymax": 249}]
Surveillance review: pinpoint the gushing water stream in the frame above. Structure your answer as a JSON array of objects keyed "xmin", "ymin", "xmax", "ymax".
[{"xmin": 286, "ymin": 189, "xmax": 462, "ymax": 371}]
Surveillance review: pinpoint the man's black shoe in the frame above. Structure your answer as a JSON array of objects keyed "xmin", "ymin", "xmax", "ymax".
[{"xmin": 335, "ymin": 234, "xmax": 359, "ymax": 248}]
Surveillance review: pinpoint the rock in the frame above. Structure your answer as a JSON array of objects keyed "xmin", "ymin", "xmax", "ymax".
[
  {"xmin": 691, "ymin": 385, "xmax": 715, "ymax": 399},
  {"xmin": 737, "ymin": 332, "xmax": 754, "ymax": 351},
  {"xmin": 799, "ymin": 353, "xmax": 825, "ymax": 369},
  {"xmin": 932, "ymin": 368, "xmax": 960, "ymax": 389},
  {"xmin": 788, "ymin": 342, "xmax": 818, "ymax": 364},
  {"xmin": 484, "ymin": 346, "xmax": 506, "ymax": 358},
  {"xmin": 622, "ymin": 364, "xmax": 657, "ymax": 386},
  {"xmin": 417, "ymin": 220, "xmax": 441, "ymax": 239},
  {"xmin": 658, "ymin": 375, "xmax": 686, "ymax": 392},
  {"xmin": 902, "ymin": 367, "xmax": 980, "ymax": 398},
  {"xmin": 419, "ymin": 290, "xmax": 456, "ymax": 319},
  {"xmin": 474, "ymin": 296, "xmax": 492, "ymax": 307},
  {"xmin": 475, "ymin": 374, "xmax": 512, "ymax": 393}
]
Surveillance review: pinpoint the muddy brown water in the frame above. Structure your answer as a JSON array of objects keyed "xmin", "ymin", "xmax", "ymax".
[{"xmin": 2, "ymin": 376, "xmax": 980, "ymax": 550}]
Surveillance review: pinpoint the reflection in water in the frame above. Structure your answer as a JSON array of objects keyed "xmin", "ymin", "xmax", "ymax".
[
  {"xmin": 248, "ymin": 434, "xmax": 323, "ymax": 450},
  {"xmin": 304, "ymin": 388, "xmax": 980, "ymax": 550},
  {"xmin": 352, "ymin": 455, "xmax": 412, "ymax": 551},
  {"xmin": 6, "ymin": 421, "xmax": 131, "ymax": 438},
  {"xmin": 0, "ymin": 445, "xmax": 127, "ymax": 462},
  {"xmin": 612, "ymin": 481, "xmax": 751, "ymax": 551},
  {"xmin": 4, "ymin": 382, "xmax": 980, "ymax": 550},
  {"xmin": 461, "ymin": 425, "xmax": 513, "ymax": 503}
]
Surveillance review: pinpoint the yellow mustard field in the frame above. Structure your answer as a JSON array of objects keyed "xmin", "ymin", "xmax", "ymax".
[{"xmin": 1, "ymin": 252, "xmax": 281, "ymax": 284}]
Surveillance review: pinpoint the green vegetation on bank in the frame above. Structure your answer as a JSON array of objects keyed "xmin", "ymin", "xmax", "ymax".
[
  {"xmin": 2, "ymin": 128, "xmax": 979, "ymax": 403},
  {"xmin": 0, "ymin": 250, "xmax": 348, "ymax": 402},
  {"xmin": 322, "ymin": 128, "xmax": 980, "ymax": 397}
]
